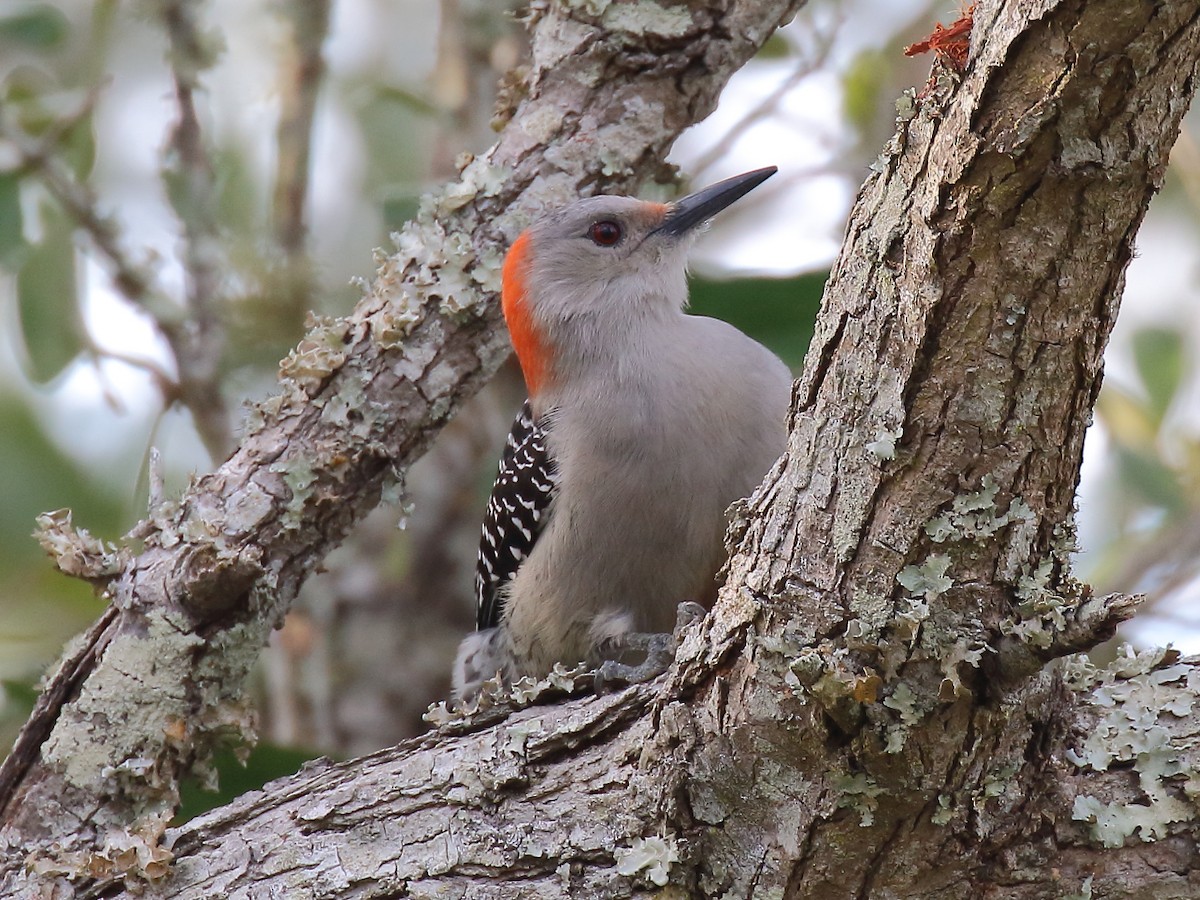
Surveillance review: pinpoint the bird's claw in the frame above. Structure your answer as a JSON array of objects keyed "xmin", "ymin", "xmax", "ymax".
[
  {"xmin": 592, "ymin": 602, "xmax": 707, "ymax": 694},
  {"xmin": 674, "ymin": 601, "xmax": 706, "ymax": 632}
]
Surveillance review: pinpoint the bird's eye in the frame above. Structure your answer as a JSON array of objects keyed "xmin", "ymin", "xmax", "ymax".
[{"xmin": 588, "ymin": 220, "xmax": 623, "ymax": 247}]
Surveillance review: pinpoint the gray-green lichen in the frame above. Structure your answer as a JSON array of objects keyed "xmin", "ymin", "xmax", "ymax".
[
  {"xmin": 422, "ymin": 662, "xmax": 591, "ymax": 726},
  {"xmin": 1063, "ymin": 876, "xmax": 1094, "ymax": 900},
  {"xmin": 269, "ymin": 456, "xmax": 318, "ymax": 525},
  {"xmin": 43, "ymin": 613, "xmax": 203, "ymax": 792},
  {"xmin": 437, "ymin": 157, "xmax": 508, "ymax": 214},
  {"xmin": 923, "ymin": 475, "xmax": 1034, "ymax": 544},
  {"xmin": 27, "ymin": 821, "xmax": 174, "ymax": 883},
  {"xmin": 1001, "ymin": 558, "xmax": 1065, "ymax": 649},
  {"xmin": 836, "ymin": 773, "xmax": 885, "ymax": 826},
  {"xmin": 518, "ymin": 105, "xmax": 567, "ymax": 144},
  {"xmin": 278, "ymin": 315, "xmax": 350, "ymax": 393},
  {"xmin": 34, "ymin": 509, "xmax": 125, "ymax": 580},
  {"xmin": 370, "ymin": 288, "xmax": 424, "ymax": 349},
  {"xmin": 896, "ymin": 554, "xmax": 953, "ymax": 602},
  {"xmin": 614, "ymin": 834, "xmax": 680, "ymax": 886},
  {"xmin": 590, "ymin": 95, "xmax": 670, "ymax": 178},
  {"xmin": 602, "ymin": 1, "xmax": 692, "ymax": 37},
  {"xmin": 939, "ymin": 636, "xmax": 987, "ymax": 700},
  {"xmin": 881, "ymin": 680, "xmax": 930, "ymax": 753},
  {"xmin": 224, "ymin": 482, "xmax": 274, "ymax": 536},
  {"xmin": 931, "ymin": 792, "xmax": 954, "ymax": 825},
  {"xmin": 999, "ymin": 515, "xmax": 1087, "ymax": 650},
  {"xmin": 946, "ymin": 758, "xmax": 1023, "ymax": 836},
  {"xmin": 319, "ymin": 374, "xmax": 367, "ymax": 432},
  {"xmin": 240, "ymin": 392, "xmax": 290, "ymax": 439},
  {"xmin": 882, "ymin": 681, "xmax": 922, "ymax": 724},
  {"xmin": 564, "ymin": 0, "xmax": 612, "ymax": 16},
  {"xmin": 374, "ymin": 157, "xmax": 509, "ymax": 329},
  {"xmin": 1064, "ymin": 645, "xmax": 1200, "ymax": 848},
  {"xmin": 1004, "ymin": 295, "xmax": 1027, "ymax": 325}
]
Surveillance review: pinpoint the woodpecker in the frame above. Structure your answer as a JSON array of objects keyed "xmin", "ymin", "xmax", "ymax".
[{"xmin": 454, "ymin": 167, "xmax": 792, "ymax": 700}]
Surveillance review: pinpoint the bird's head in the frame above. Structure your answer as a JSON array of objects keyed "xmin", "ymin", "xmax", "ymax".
[{"xmin": 501, "ymin": 167, "xmax": 776, "ymax": 396}]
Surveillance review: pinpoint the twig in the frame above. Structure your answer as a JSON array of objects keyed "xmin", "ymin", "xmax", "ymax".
[
  {"xmin": 689, "ymin": 10, "xmax": 841, "ymax": 178},
  {"xmin": 157, "ymin": 0, "xmax": 233, "ymax": 461},
  {"xmin": 0, "ymin": 113, "xmax": 180, "ymax": 325},
  {"xmin": 147, "ymin": 446, "xmax": 165, "ymax": 511},
  {"xmin": 273, "ymin": 0, "xmax": 331, "ymax": 265}
]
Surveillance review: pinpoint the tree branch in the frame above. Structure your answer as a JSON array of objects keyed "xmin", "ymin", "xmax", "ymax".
[
  {"xmin": 0, "ymin": 0, "xmax": 806, "ymax": 893},
  {"xmin": 85, "ymin": 651, "xmax": 1200, "ymax": 898}
]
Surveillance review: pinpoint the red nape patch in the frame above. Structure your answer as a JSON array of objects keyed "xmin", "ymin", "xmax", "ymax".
[
  {"xmin": 904, "ymin": 4, "xmax": 974, "ymax": 72},
  {"xmin": 502, "ymin": 231, "xmax": 550, "ymax": 396}
]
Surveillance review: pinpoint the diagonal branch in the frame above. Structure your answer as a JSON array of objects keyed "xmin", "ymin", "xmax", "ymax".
[{"xmin": 0, "ymin": 0, "xmax": 806, "ymax": 893}]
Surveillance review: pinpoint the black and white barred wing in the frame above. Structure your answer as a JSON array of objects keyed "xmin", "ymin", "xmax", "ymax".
[{"xmin": 475, "ymin": 400, "xmax": 558, "ymax": 630}]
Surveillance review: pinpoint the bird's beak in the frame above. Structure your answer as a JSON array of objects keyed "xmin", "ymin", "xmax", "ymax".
[{"xmin": 651, "ymin": 166, "xmax": 777, "ymax": 237}]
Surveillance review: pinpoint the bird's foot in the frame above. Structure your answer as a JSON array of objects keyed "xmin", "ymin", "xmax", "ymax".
[{"xmin": 593, "ymin": 602, "xmax": 706, "ymax": 693}]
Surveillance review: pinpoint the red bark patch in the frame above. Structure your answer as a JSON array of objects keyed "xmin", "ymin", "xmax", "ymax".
[{"xmin": 904, "ymin": 4, "xmax": 975, "ymax": 72}]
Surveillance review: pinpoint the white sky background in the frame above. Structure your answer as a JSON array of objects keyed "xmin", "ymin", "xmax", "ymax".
[{"xmin": 5, "ymin": 0, "xmax": 1200, "ymax": 647}]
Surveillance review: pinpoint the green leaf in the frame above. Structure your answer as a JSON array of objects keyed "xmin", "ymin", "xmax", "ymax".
[
  {"xmin": 0, "ymin": 4, "xmax": 69, "ymax": 50},
  {"xmin": 0, "ymin": 173, "xmax": 26, "ymax": 266},
  {"xmin": 373, "ymin": 84, "xmax": 441, "ymax": 118},
  {"xmin": 59, "ymin": 114, "xmax": 96, "ymax": 180},
  {"xmin": 382, "ymin": 194, "xmax": 420, "ymax": 232},
  {"xmin": 843, "ymin": 50, "xmax": 888, "ymax": 135},
  {"xmin": 0, "ymin": 678, "xmax": 40, "ymax": 759},
  {"xmin": 175, "ymin": 743, "xmax": 325, "ymax": 823},
  {"xmin": 1, "ymin": 679, "xmax": 38, "ymax": 708},
  {"xmin": 688, "ymin": 272, "xmax": 826, "ymax": 370},
  {"xmin": 0, "ymin": 394, "xmax": 125, "ymax": 575},
  {"xmin": 1131, "ymin": 326, "xmax": 1186, "ymax": 427},
  {"xmin": 16, "ymin": 204, "xmax": 83, "ymax": 383},
  {"xmin": 755, "ymin": 32, "xmax": 791, "ymax": 60},
  {"xmin": 0, "ymin": 390, "xmax": 123, "ymax": 713},
  {"xmin": 1114, "ymin": 447, "xmax": 1187, "ymax": 518}
]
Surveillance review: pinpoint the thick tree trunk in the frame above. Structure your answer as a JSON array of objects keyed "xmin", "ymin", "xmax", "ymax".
[{"xmin": 5, "ymin": 0, "xmax": 1200, "ymax": 898}]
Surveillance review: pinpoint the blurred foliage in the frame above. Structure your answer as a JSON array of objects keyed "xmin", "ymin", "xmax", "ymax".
[
  {"xmin": 1090, "ymin": 325, "xmax": 1197, "ymax": 590},
  {"xmin": 0, "ymin": 4, "xmax": 69, "ymax": 52},
  {"xmin": 842, "ymin": 49, "xmax": 890, "ymax": 136},
  {"xmin": 1132, "ymin": 326, "xmax": 1186, "ymax": 427},
  {"xmin": 0, "ymin": 174, "xmax": 24, "ymax": 264},
  {"xmin": 176, "ymin": 743, "xmax": 324, "ymax": 823},
  {"xmin": 690, "ymin": 272, "xmax": 824, "ymax": 370},
  {"xmin": 0, "ymin": 395, "xmax": 126, "ymax": 569},
  {"xmin": 16, "ymin": 204, "xmax": 84, "ymax": 383},
  {"xmin": 756, "ymin": 31, "xmax": 792, "ymax": 61},
  {"xmin": 0, "ymin": 392, "xmax": 116, "ymax": 751}
]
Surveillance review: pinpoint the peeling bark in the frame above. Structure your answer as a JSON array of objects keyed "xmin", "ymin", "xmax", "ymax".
[{"xmin": 5, "ymin": 0, "xmax": 1200, "ymax": 897}]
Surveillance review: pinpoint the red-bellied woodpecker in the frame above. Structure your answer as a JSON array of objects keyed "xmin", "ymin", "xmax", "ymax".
[{"xmin": 453, "ymin": 167, "xmax": 792, "ymax": 700}]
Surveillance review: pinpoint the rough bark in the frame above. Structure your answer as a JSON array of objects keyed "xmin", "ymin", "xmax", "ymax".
[{"xmin": 6, "ymin": 0, "xmax": 1200, "ymax": 897}]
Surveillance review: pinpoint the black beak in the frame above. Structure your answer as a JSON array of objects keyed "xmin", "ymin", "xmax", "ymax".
[{"xmin": 652, "ymin": 166, "xmax": 777, "ymax": 237}]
